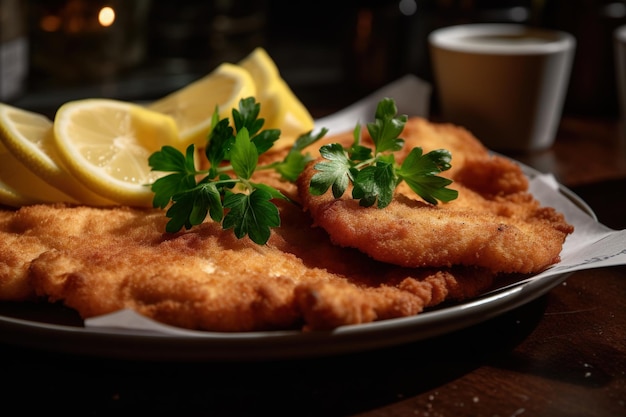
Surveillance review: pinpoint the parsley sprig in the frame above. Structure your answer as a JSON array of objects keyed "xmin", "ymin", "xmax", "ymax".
[
  {"xmin": 309, "ymin": 98, "xmax": 458, "ymax": 207},
  {"xmin": 149, "ymin": 97, "xmax": 324, "ymax": 244}
]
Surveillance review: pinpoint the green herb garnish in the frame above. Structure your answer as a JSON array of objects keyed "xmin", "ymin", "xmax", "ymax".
[
  {"xmin": 149, "ymin": 96, "xmax": 457, "ymax": 245},
  {"xmin": 309, "ymin": 97, "xmax": 458, "ymax": 207},
  {"xmin": 149, "ymin": 97, "xmax": 323, "ymax": 244}
]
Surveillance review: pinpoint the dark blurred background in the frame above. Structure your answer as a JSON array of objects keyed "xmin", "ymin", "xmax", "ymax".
[{"xmin": 2, "ymin": 0, "xmax": 626, "ymax": 120}]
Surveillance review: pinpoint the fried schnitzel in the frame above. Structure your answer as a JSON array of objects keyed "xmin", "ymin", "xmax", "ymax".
[
  {"xmin": 297, "ymin": 118, "xmax": 574, "ymax": 273},
  {"xmin": 0, "ymin": 117, "xmax": 572, "ymax": 331}
]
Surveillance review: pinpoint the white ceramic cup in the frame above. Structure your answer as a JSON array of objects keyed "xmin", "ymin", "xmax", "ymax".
[
  {"xmin": 615, "ymin": 24, "xmax": 626, "ymax": 134},
  {"xmin": 429, "ymin": 24, "xmax": 576, "ymax": 153}
]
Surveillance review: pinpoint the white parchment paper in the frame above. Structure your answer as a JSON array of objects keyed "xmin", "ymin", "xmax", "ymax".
[{"xmin": 86, "ymin": 75, "xmax": 626, "ymax": 334}]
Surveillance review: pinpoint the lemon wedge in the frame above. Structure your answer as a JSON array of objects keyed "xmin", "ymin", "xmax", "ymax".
[
  {"xmin": 148, "ymin": 62, "xmax": 256, "ymax": 149},
  {"xmin": 0, "ymin": 139, "xmax": 77, "ymax": 207},
  {"xmin": 53, "ymin": 98, "xmax": 180, "ymax": 207},
  {"xmin": 0, "ymin": 103, "xmax": 117, "ymax": 206},
  {"xmin": 239, "ymin": 47, "xmax": 281, "ymax": 90},
  {"xmin": 239, "ymin": 47, "xmax": 315, "ymax": 149}
]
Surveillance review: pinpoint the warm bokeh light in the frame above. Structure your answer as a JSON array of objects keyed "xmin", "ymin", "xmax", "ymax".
[
  {"xmin": 40, "ymin": 15, "xmax": 62, "ymax": 32},
  {"xmin": 98, "ymin": 7, "xmax": 115, "ymax": 27}
]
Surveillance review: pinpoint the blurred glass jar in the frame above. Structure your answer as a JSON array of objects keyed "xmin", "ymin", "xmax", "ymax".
[
  {"xmin": 29, "ymin": 0, "xmax": 151, "ymax": 83},
  {"xmin": 0, "ymin": 0, "xmax": 29, "ymax": 101}
]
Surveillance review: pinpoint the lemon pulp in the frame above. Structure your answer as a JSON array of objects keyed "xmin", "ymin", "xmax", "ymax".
[{"xmin": 53, "ymin": 98, "xmax": 180, "ymax": 207}]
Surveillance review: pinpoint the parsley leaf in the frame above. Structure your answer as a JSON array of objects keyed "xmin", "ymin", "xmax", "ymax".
[
  {"xmin": 149, "ymin": 145, "xmax": 198, "ymax": 209},
  {"xmin": 309, "ymin": 143, "xmax": 353, "ymax": 198},
  {"xmin": 397, "ymin": 147, "xmax": 458, "ymax": 204},
  {"xmin": 164, "ymin": 182, "xmax": 222, "ymax": 233},
  {"xmin": 205, "ymin": 117, "xmax": 234, "ymax": 174},
  {"xmin": 368, "ymin": 99, "xmax": 406, "ymax": 153},
  {"xmin": 222, "ymin": 188, "xmax": 280, "ymax": 245},
  {"xmin": 351, "ymin": 159, "xmax": 397, "ymax": 208},
  {"xmin": 230, "ymin": 127, "xmax": 257, "ymax": 180}
]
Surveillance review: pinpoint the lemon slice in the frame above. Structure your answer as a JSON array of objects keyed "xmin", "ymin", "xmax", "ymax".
[
  {"xmin": 53, "ymin": 98, "xmax": 180, "ymax": 207},
  {"xmin": 239, "ymin": 47, "xmax": 315, "ymax": 149},
  {"xmin": 148, "ymin": 63, "xmax": 256, "ymax": 149},
  {"xmin": 239, "ymin": 47, "xmax": 281, "ymax": 89},
  {"xmin": 0, "ymin": 103, "xmax": 116, "ymax": 206},
  {"xmin": 0, "ymin": 140, "xmax": 77, "ymax": 207}
]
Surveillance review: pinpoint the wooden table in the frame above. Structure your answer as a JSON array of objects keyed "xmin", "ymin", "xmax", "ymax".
[{"xmin": 1, "ymin": 114, "xmax": 624, "ymax": 416}]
